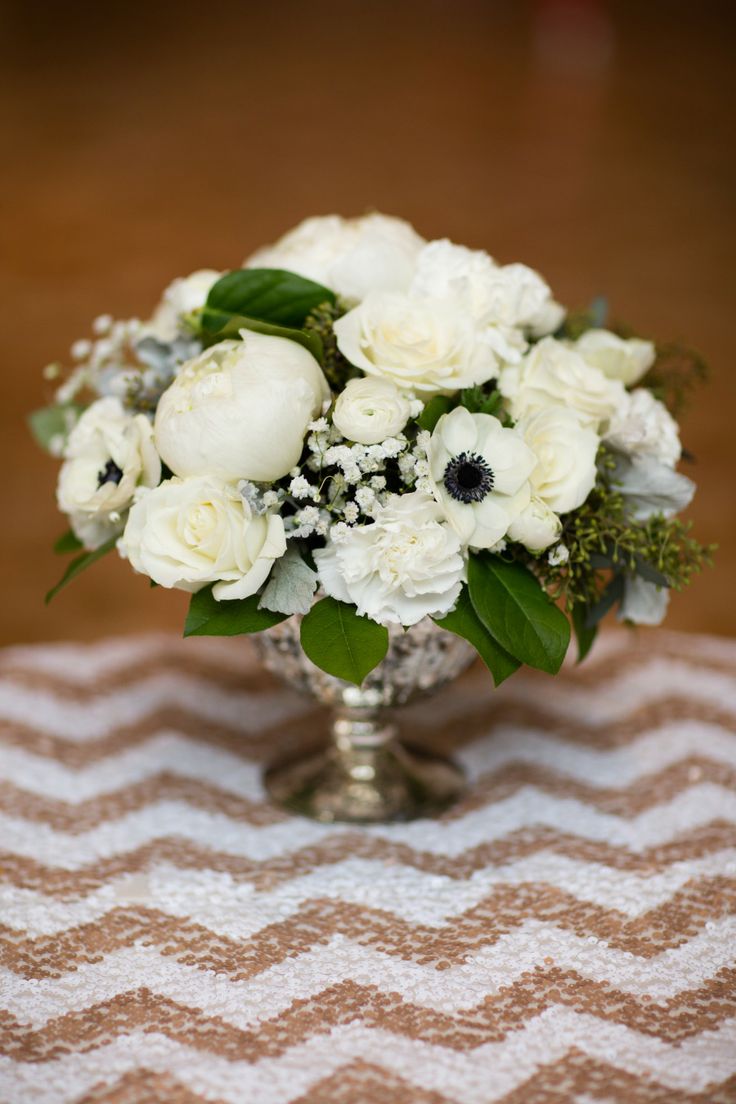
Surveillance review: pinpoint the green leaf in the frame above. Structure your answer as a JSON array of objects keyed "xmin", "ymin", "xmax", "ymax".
[
  {"xmin": 29, "ymin": 403, "xmax": 84, "ymax": 452},
  {"xmin": 467, "ymin": 554, "xmax": 570, "ymax": 675},
  {"xmin": 184, "ymin": 586, "xmax": 287, "ymax": 637},
  {"xmin": 53, "ymin": 530, "xmax": 83, "ymax": 555},
  {"xmin": 571, "ymin": 603, "xmax": 598, "ymax": 663},
  {"xmin": 258, "ymin": 546, "xmax": 318, "ymax": 616},
  {"xmin": 45, "ymin": 537, "xmax": 117, "ymax": 604},
  {"xmin": 585, "ymin": 573, "xmax": 625, "ymax": 627},
  {"xmin": 460, "ymin": 386, "xmax": 503, "ymax": 417},
  {"xmin": 300, "ymin": 597, "xmax": 389, "ymax": 686},
  {"xmin": 207, "ymin": 268, "xmax": 335, "ymax": 328},
  {"xmin": 199, "ymin": 308, "xmax": 324, "ymax": 363},
  {"xmin": 418, "ymin": 395, "xmax": 453, "ymax": 432},
  {"xmin": 434, "ymin": 587, "xmax": 520, "ymax": 686}
]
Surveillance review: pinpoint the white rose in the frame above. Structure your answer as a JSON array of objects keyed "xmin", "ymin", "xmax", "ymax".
[
  {"xmin": 57, "ymin": 397, "xmax": 161, "ymax": 549},
  {"xmin": 145, "ymin": 269, "xmax": 222, "ymax": 341},
  {"xmin": 507, "ymin": 496, "xmax": 562, "ymax": 552},
  {"xmin": 428, "ymin": 406, "xmax": 536, "ymax": 549},
  {"xmin": 314, "ymin": 491, "xmax": 465, "ymax": 626},
  {"xmin": 154, "ymin": 332, "xmax": 329, "ymax": 483},
  {"xmin": 605, "ymin": 388, "xmax": 681, "ymax": 468},
  {"xmin": 334, "ymin": 292, "xmax": 497, "ymax": 395},
  {"xmin": 410, "ymin": 241, "xmax": 564, "ymax": 361},
  {"xmin": 332, "ymin": 377, "xmax": 411, "ymax": 445},
  {"xmin": 120, "ymin": 475, "xmax": 286, "ymax": 599},
  {"xmin": 499, "ymin": 337, "xmax": 625, "ymax": 430},
  {"xmin": 574, "ymin": 329, "xmax": 655, "ymax": 386},
  {"xmin": 517, "ymin": 406, "xmax": 600, "ymax": 513},
  {"xmin": 246, "ymin": 213, "xmax": 425, "ymax": 301}
]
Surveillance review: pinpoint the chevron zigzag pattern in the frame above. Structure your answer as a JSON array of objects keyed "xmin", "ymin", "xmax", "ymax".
[{"xmin": 0, "ymin": 629, "xmax": 735, "ymax": 1103}]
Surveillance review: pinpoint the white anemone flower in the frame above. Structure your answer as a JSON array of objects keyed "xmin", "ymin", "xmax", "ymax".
[{"xmin": 428, "ymin": 406, "xmax": 537, "ymax": 550}]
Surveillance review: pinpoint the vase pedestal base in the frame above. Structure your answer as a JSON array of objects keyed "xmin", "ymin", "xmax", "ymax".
[{"xmin": 265, "ymin": 735, "xmax": 464, "ymax": 824}]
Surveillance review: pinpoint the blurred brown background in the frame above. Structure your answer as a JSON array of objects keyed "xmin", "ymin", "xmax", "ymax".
[{"xmin": 1, "ymin": 0, "xmax": 733, "ymax": 647}]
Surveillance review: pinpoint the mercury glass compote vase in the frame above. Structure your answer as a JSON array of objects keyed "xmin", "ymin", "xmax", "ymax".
[{"xmin": 253, "ymin": 617, "xmax": 476, "ymax": 823}]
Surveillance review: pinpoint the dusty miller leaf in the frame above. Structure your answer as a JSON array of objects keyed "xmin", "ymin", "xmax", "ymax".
[{"xmin": 258, "ymin": 546, "xmax": 318, "ymax": 616}]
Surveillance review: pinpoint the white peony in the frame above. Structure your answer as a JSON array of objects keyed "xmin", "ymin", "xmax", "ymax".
[
  {"xmin": 499, "ymin": 337, "xmax": 625, "ymax": 430},
  {"xmin": 410, "ymin": 239, "xmax": 564, "ymax": 360},
  {"xmin": 245, "ymin": 213, "xmax": 425, "ymax": 301},
  {"xmin": 428, "ymin": 406, "xmax": 537, "ymax": 549},
  {"xmin": 334, "ymin": 291, "xmax": 498, "ymax": 395},
  {"xmin": 517, "ymin": 406, "xmax": 600, "ymax": 513},
  {"xmin": 120, "ymin": 475, "xmax": 286, "ymax": 599},
  {"xmin": 332, "ymin": 377, "xmax": 411, "ymax": 445},
  {"xmin": 145, "ymin": 269, "xmax": 222, "ymax": 341},
  {"xmin": 605, "ymin": 387, "xmax": 681, "ymax": 468},
  {"xmin": 507, "ymin": 496, "xmax": 562, "ymax": 552},
  {"xmin": 574, "ymin": 329, "xmax": 655, "ymax": 386},
  {"xmin": 57, "ymin": 397, "xmax": 161, "ymax": 549},
  {"xmin": 154, "ymin": 332, "xmax": 329, "ymax": 483},
  {"xmin": 314, "ymin": 491, "xmax": 465, "ymax": 626}
]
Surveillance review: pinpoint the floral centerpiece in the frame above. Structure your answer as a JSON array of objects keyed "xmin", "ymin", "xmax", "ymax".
[{"xmin": 34, "ymin": 213, "xmax": 712, "ymax": 691}]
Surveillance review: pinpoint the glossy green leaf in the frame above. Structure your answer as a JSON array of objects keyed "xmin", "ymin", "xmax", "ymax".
[
  {"xmin": 300, "ymin": 597, "xmax": 389, "ymax": 686},
  {"xmin": 467, "ymin": 554, "xmax": 570, "ymax": 675},
  {"xmin": 571, "ymin": 603, "xmax": 598, "ymax": 663},
  {"xmin": 199, "ymin": 308, "xmax": 324, "ymax": 362},
  {"xmin": 184, "ymin": 586, "xmax": 287, "ymax": 637},
  {"xmin": 45, "ymin": 537, "xmax": 117, "ymax": 604},
  {"xmin": 206, "ymin": 268, "xmax": 335, "ymax": 328},
  {"xmin": 434, "ymin": 586, "xmax": 520, "ymax": 686},
  {"xmin": 53, "ymin": 530, "xmax": 83, "ymax": 555},
  {"xmin": 417, "ymin": 395, "xmax": 453, "ymax": 432}
]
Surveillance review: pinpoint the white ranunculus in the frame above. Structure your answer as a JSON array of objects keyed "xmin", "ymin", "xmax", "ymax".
[
  {"xmin": 332, "ymin": 377, "xmax": 411, "ymax": 445},
  {"xmin": 574, "ymin": 329, "xmax": 655, "ymax": 386},
  {"xmin": 154, "ymin": 332, "xmax": 329, "ymax": 483},
  {"xmin": 334, "ymin": 292, "xmax": 498, "ymax": 395},
  {"xmin": 410, "ymin": 240, "xmax": 564, "ymax": 362},
  {"xmin": 120, "ymin": 475, "xmax": 286, "ymax": 599},
  {"xmin": 618, "ymin": 576, "xmax": 669, "ymax": 626},
  {"xmin": 428, "ymin": 406, "xmax": 536, "ymax": 549},
  {"xmin": 507, "ymin": 496, "xmax": 562, "ymax": 552},
  {"xmin": 605, "ymin": 387, "xmax": 681, "ymax": 468},
  {"xmin": 517, "ymin": 406, "xmax": 600, "ymax": 513},
  {"xmin": 57, "ymin": 397, "xmax": 161, "ymax": 549},
  {"xmin": 246, "ymin": 213, "xmax": 425, "ymax": 301},
  {"xmin": 145, "ymin": 270, "xmax": 222, "ymax": 341},
  {"xmin": 314, "ymin": 491, "xmax": 465, "ymax": 626},
  {"xmin": 499, "ymin": 337, "xmax": 625, "ymax": 430}
]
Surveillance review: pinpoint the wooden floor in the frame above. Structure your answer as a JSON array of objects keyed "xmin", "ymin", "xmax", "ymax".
[{"xmin": 1, "ymin": 0, "xmax": 733, "ymax": 646}]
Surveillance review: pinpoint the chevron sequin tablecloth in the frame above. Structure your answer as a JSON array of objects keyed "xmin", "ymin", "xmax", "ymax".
[{"xmin": 0, "ymin": 630, "xmax": 735, "ymax": 1104}]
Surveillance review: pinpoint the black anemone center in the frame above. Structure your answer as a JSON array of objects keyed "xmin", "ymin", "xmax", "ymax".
[
  {"xmin": 97, "ymin": 459, "xmax": 124, "ymax": 488},
  {"xmin": 443, "ymin": 452, "xmax": 494, "ymax": 504}
]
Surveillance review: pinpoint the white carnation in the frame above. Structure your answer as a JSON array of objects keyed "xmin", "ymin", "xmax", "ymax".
[
  {"xmin": 605, "ymin": 388, "xmax": 681, "ymax": 468},
  {"xmin": 517, "ymin": 406, "xmax": 600, "ymax": 513},
  {"xmin": 332, "ymin": 377, "xmax": 411, "ymax": 444},
  {"xmin": 57, "ymin": 397, "xmax": 161, "ymax": 549},
  {"xmin": 574, "ymin": 329, "xmax": 655, "ymax": 386},
  {"xmin": 499, "ymin": 336, "xmax": 625, "ymax": 430},
  {"xmin": 120, "ymin": 475, "xmax": 286, "ymax": 599},
  {"xmin": 334, "ymin": 291, "xmax": 498, "ymax": 395},
  {"xmin": 314, "ymin": 491, "xmax": 466, "ymax": 626},
  {"xmin": 154, "ymin": 332, "xmax": 329, "ymax": 483},
  {"xmin": 245, "ymin": 213, "xmax": 425, "ymax": 301}
]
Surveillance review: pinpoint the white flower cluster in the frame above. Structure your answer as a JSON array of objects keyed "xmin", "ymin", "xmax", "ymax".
[{"xmin": 46, "ymin": 213, "xmax": 696, "ymax": 631}]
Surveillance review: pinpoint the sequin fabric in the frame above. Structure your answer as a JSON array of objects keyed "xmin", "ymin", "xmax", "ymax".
[{"xmin": 0, "ymin": 630, "xmax": 735, "ymax": 1103}]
